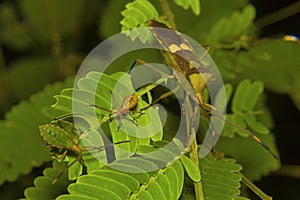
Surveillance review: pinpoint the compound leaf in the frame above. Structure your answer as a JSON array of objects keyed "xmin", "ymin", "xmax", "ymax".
[
  {"xmin": 173, "ymin": 0, "xmax": 200, "ymax": 15},
  {"xmin": 220, "ymin": 80, "xmax": 270, "ymax": 137},
  {"xmin": 216, "ymin": 134, "xmax": 280, "ymax": 180},
  {"xmin": 56, "ymin": 158, "xmax": 184, "ymax": 200},
  {"xmin": 232, "ymin": 80, "xmax": 250, "ymax": 113},
  {"xmin": 53, "ymin": 71, "xmax": 163, "ymax": 161},
  {"xmin": 24, "ymin": 161, "xmax": 72, "ymax": 200},
  {"xmin": 0, "ymin": 78, "xmax": 73, "ymax": 185},
  {"xmin": 206, "ymin": 5, "xmax": 256, "ymax": 52},
  {"xmin": 180, "ymin": 156, "xmax": 201, "ymax": 182},
  {"xmin": 120, "ymin": 0, "xmax": 159, "ymax": 42},
  {"xmin": 233, "ymin": 39, "xmax": 300, "ymax": 111},
  {"xmin": 200, "ymin": 154, "xmax": 246, "ymax": 200},
  {"xmin": 242, "ymin": 81, "xmax": 264, "ymax": 112}
]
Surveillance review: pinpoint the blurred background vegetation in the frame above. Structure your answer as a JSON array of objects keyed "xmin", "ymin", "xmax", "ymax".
[{"xmin": 0, "ymin": 0, "xmax": 299, "ymax": 199}]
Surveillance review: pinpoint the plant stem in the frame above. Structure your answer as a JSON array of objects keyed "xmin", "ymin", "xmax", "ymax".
[
  {"xmin": 159, "ymin": 0, "xmax": 176, "ymax": 28},
  {"xmin": 46, "ymin": 0, "xmax": 64, "ymax": 77},
  {"xmin": 237, "ymin": 172, "xmax": 273, "ymax": 200},
  {"xmin": 276, "ymin": 165, "xmax": 300, "ymax": 178},
  {"xmin": 189, "ymin": 130, "xmax": 204, "ymax": 200},
  {"xmin": 255, "ymin": 1, "xmax": 300, "ymax": 29}
]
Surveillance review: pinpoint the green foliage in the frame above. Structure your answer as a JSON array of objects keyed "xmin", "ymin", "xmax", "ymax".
[
  {"xmin": 9, "ymin": 57, "xmax": 56, "ymax": 100},
  {"xmin": 120, "ymin": 0, "xmax": 159, "ymax": 32},
  {"xmin": 56, "ymin": 159, "xmax": 184, "ymax": 200},
  {"xmin": 233, "ymin": 40, "xmax": 300, "ymax": 110},
  {"xmin": 0, "ymin": 2, "xmax": 32, "ymax": 50},
  {"xmin": 24, "ymin": 161, "xmax": 72, "ymax": 200},
  {"xmin": 19, "ymin": 0, "xmax": 98, "ymax": 43},
  {"xmin": 213, "ymin": 80, "xmax": 280, "ymax": 181},
  {"xmin": 120, "ymin": 0, "xmax": 162, "ymax": 43},
  {"xmin": 199, "ymin": 154, "xmax": 246, "ymax": 200},
  {"xmin": 0, "ymin": 0, "xmax": 99, "ymax": 109},
  {"xmin": 171, "ymin": 0, "xmax": 249, "ymax": 43},
  {"xmin": 47, "ymin": 71, "xmax": 165, "ymax": 180},
  {"xmin": 0, "ymin": 77, "xmax": 73, "ymax": 185},
  {"xmin": 180, "ymin": 156, "xmax": 201, "ymax": 182},
  {"xmin": 173, "ymin": 0, "xmax": 201, "ymax": 15},
  {"xmin": 219, "ymin": 80, "xmax": 270, "ymax": 138},
  {"xmin": 53, "ymin": 71, "xmax": 163, "ymax": 144},
  {"xmin": 180, "ymin": 154, "xmax": 246, "ymax": 199},
  {"xmin": 2, "ymin": 0, "xmax": 299, "ymax": 199},
  {"xmin": 206, "ymin": 5, "xmax": 256, "ymax": 52},
  {"xmin": 51, "ymin": 148, "xmax": 246, "ymax": 200},
  {"xmin": 216, "ymin": 134, "xmax": 280, "ymax": 181}
]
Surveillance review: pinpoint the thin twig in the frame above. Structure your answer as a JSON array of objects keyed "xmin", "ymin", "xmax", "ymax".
[
  {"xmin": 255, "ymin": 1, "xmax": 300, "ymax": 28},
  {"xmin": 159, "ymin": 0, "xmax": 176, "ymax": 28},
  {"xmin": 189, "ymin": 129, "xmax": 205, "ymax": 200},
  {"xmin": 275, "ymin": 165, "xmax": 300, "ymax": 179}
]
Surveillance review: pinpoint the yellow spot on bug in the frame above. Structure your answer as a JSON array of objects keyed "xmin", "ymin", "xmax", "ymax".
[
  {"xmin": 168, "ymin": 44, "xmax": 181, "ymax": 53},
  {"xmin": 180, "ymin": 43, "xmax": 192, "ymax": 51},
  {"xmin": 283, "ymin": 35, "xmax": 299, "ymax": 42}
]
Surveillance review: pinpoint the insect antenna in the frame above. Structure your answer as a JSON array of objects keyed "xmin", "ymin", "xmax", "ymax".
[
  {"xmin": 202, "ymin": 103, "xmax": 278, "ymax": 160},
  {"xmin": 83, "ymin": 140, "xmax": 131, "ymax": 152}
]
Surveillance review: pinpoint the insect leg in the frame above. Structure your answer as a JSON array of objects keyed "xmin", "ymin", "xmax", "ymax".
[
  {"xmin": 202, "ymin": 103, "xmax": 278, "ymax": 160},
  {"xmin": 52, "ymin": 156, "xmax": 81, "ymax": 184},
  {"xmin": 140, "ymin": 85, "xmax": 180, "ymax": 111},
  {"xmin": 198, "ymin": 45, "xmax": 211, "ymax": 61},
  {"xmin": 83, "ymin": 140, "xmax": 131, "ymax": 152},
  {"xmin": 134, "ymin": 59, "xmax": 175, "ymax": 79},
  {"xmin": 87, "ymin": 104, "xmax": 112, "ymax": 113},
  {"xmin": 50, "ymin": 149, "xmax": 68, "ymax": 160}
]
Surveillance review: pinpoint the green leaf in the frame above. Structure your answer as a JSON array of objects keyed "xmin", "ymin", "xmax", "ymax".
[
  {"xmin": 243, "ymin": 113, "xmax": 269, "ymax": 134},
  {"xmin": 20, "ymin": 0, "xmax": 96, "ymax": 42},
  {"xmin": 9, "ymin": 57, "xmax": 56, "ymax": 100},
  {"xmin": 56, "ymin": 159, "xmax": 184, "ymax": 200},
  {"xmin": 232, "ymin": 80, "xmax": 251, "ymax": 113},
  {"xmin": 216, "ymin": 134, "xmax": 280, "ymax": 180},
  {"xmin": 120, "ymin": 0, "xmax": 158, "ymax": 31},
  {"xmin": 233, "ymin": 39, "xmax": 300, "ymax": 111},
  {"xmin": 99, "ymin": 0, "xmax": 249, "ymax": 43},
  {"xmin": 221, "ymin": 80, "xmax": 270, "ymax": 138},
  {"xmin": 173, "ymin": 0, "xmax": 201, "ymax": 15},
  {"xmin": 0, "ymin": 77, "xmax": 73, "ymax": 185},
  {"xmin": 119, "ymin": 0, "xmax": 159, "ymax": 42},
  {"xmin": 24, "ymin": 161, "xmax": 72, "ymax": 200},
  {"xmin": 180, "ymin": 156, "xmax": 201, "ymax": 182},
  {"xmin": 206, "ymin": 5, "xmax": 256, "ymax": 51},
  {"xmin": 200, "ymin": 154, "xmax": 246, "ymax": 199},
  {"xmin": 221, "ymin": 114, "xmax": 236, "ymax": 138},
  {"xmin": 53, "ymin": 71, "xmax": 163, "ymax": 158},
  {"xmin": 0, "ymin": 2, "xmax": 32, "ymax": 50},
  {"xmin": 174, "ymin": 0, "xmax": 249, "ymax": 43},
  {"xmin": 214, "ymin": 83, "xmax": 233, "ymax": 113},
  {"xmin": 66, "ymin": 157, "xmax": 83, "ymax": 181},
  {"xmin": 69, "ymin": 177, "xmax": 130, "ymax": 199},
  {"xmin": 242, "ymin": 81, "xmax": 264, "ymax": 112}
]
